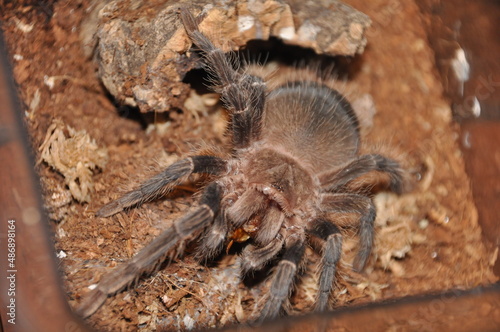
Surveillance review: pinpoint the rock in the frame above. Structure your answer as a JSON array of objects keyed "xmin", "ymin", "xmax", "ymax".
[{"xmin": 82, "ymin": 0, "xmax": 370, "ymax": 113}]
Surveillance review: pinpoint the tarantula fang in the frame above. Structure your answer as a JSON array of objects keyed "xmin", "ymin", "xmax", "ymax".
[{"xmin": 76, "ymin": 8, "xmax": 404, "ymax": 323}]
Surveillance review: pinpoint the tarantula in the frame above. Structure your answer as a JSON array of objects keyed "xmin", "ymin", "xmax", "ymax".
[{"xmin": 77, "ymin": 9, "xmax": 404, "ymax": 322}]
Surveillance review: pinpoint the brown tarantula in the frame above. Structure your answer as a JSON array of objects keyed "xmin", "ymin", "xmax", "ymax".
[{"xmin": 77, "ymin": 9, "xmax": 404, "ymax": 322}]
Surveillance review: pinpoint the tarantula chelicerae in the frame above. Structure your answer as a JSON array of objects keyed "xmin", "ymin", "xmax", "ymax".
[{"xmin": 77, "ymin": 9, "xmax": 404, "ymax": 322}]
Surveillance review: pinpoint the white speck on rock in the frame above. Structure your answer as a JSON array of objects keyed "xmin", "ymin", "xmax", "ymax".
[
  {"xmin": 238, "ymin": 15, "xmax": 255, "ymax": 32},
  {"xmin": 278, "ymin": 26, "xmax": 295, "ymax": 40},
  {"xmin": 297, "ymin": 21, "xmax": 320, "ymax": 42}
]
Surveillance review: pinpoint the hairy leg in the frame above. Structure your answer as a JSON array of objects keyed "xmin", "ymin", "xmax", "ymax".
[
  {"xmin": 196, "ymin": 211, "xmax": 227, "ymax": 260},
  {"xmin": 77, "ymin": 181, "xmax": 223, "ymax": 318},
  {"xmin": 180, "ymin": 8, "xmax": 267, "ymax": 148},
  {"xmin": 320, "ymin": 193, "xmax": 376, "ymax": 272},
  {"xmin": 307, "ymin": 218, "xmax": 342, "ymax": 311},
  {"xmin": 318, "ymin": 154, "xmax": 403, "ymax": 194},
  {"xmin": 256, "ymin": 232, "xmax": 306, "ymax": 322},
  {"xmin": 97, "ymin": 155, "xmax": 226, "ymax": 217}
]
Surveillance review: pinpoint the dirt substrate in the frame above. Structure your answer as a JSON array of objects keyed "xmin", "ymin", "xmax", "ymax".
[{"xmin": 1, "ymin": 0, "xmax": 498, "ymax": 331}]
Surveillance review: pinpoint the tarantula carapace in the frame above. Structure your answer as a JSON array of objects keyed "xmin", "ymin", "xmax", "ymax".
[{"xmin": 77, "ymin": 8, "xmax": 404, "ymax": 322}]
